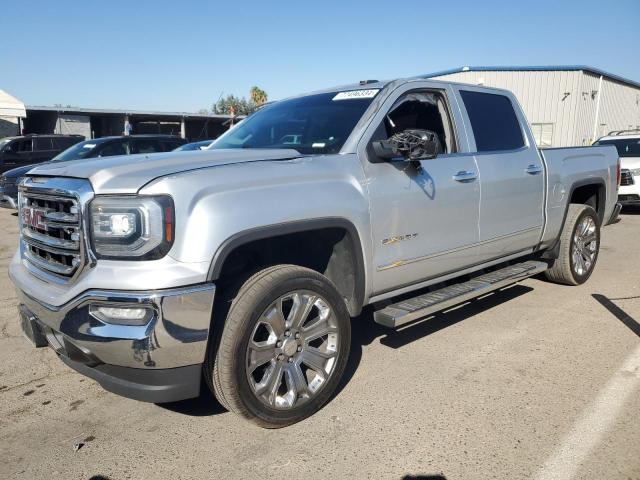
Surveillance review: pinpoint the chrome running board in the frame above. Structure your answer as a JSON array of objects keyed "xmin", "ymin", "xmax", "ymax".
[{"xmin": 374, "ymin": 260, "xmax": 548, "ymax": 328}]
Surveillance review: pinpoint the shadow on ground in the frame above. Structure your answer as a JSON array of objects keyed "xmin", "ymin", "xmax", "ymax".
[
  {"xmin": 336, "ymin": 283, "xmax": 534, "ymax": 398},
  {"xmin": 621, "ymin": 205, "xmax": 640, "ymax": 216},
  {"xmin": 158, "ymin": 380, "xmax": 226, "ymax": 416},
  {"xmin": 161, "ymin": 281, "xmax": 535, "ymax": 417},
  {"xmin": 592, "ymin": 293, "xmax": 640, "ymax": 338}
]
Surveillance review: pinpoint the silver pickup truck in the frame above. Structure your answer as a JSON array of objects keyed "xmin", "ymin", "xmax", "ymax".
[{"xmin": 9, "ymin": 78, "xmax": 621, "ymax": 427}]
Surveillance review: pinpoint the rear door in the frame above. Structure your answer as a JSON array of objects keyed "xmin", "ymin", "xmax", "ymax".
[{"xmin": 455, "ymin": 87, "xmax": 544, "ymax": 261}]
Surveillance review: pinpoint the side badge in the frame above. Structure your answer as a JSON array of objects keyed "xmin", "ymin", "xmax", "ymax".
[{"xmin": 382, "ymin": 233, "xmax": 418, "ymax": 246}]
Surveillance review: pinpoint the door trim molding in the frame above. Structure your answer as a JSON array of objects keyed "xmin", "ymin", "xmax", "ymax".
[{"xmin": 377, "ymin": 225, "xmax": 542, "ymax": 271}]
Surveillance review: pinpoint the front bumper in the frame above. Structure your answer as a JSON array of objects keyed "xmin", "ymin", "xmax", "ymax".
[
  {"xmin": 0, "ymin": 184, "xmax": 17, "ymax": 209},
  {"xmin": 14, "ymin": 283, "xmax": 216, "ymax": 403}
]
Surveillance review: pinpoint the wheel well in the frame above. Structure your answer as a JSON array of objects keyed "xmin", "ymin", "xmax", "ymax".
[
  {"xmin": 213, "ymin": 226, "xmax": 364, "ymax": 316},
  {"xmin": 570, "ymin": 183, "xmax": 605, "ymax": 223}
]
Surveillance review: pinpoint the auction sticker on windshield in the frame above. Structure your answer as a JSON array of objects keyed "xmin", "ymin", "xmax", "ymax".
[{"xmin": 333, "ymin": 89, "xmax": 379, "ymax": 101}]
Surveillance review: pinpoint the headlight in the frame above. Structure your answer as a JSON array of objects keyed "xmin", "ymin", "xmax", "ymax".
[{"xmin": 90, "ymin": 195, "xmax": 174, "ymax": 260}]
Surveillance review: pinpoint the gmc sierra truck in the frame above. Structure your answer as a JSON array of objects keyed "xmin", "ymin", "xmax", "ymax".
[{"xmin": 10, "ymin": 78, "xmax": 621, "ymax": 428}]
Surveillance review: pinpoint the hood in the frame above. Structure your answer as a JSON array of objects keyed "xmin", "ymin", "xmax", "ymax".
[
  {"xmin": 26, "ymin": 148, "xmax": 302, "ymax": 194},
  {"xmin": 3, "ymin": 164, "xmax": 37, "ymax": 178},
  {"xmin": 620, "ymin": 156, "xmax": 640, "ymax": 171}
]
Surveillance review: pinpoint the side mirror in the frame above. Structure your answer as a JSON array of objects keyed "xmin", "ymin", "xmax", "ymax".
[{"xmin": 372, "ymin": 129, "xmax": 440, "ymax": 161}]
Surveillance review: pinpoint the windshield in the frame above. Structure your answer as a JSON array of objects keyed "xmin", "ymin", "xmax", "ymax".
[
  {"xmin": 211, "ymin": 90, "xmax": 378, "ymax": 154},
  {"xmin": 594, "ymin": 138, "xmax": 640, "ymax": 157},
  {"xmin": 0, "ymin": 138, "xmax": 14, "ymax": 150},
  {"xmin": 51, "ymin": 139, "xmax": 106, "ymax": 162}
]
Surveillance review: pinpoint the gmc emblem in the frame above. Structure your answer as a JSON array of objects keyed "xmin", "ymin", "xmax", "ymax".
[{"xmin": 23, "ymin": 207, "xmax": 47, "ymax": 231}]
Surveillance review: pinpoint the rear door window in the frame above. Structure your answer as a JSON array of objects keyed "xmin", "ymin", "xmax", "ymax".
[
  {"xmin": 459, "ymin": 90, "xmax": 525, "ymax": 152},
  {"xmin": 34, "ymin": 137, "xmax": 54, "ymax": 151},
  {"xmin": 132, "ymin": 138, "xmax": 162, "ymax": 154},
  {"xmin": 95, "ymin": 139, "xmax": 130, "ymax": 157}
]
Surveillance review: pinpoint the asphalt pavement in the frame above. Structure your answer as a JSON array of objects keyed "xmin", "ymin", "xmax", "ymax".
[{"xmin": 1, "ymin": 207, "xmax": 638, "ymax": 480}]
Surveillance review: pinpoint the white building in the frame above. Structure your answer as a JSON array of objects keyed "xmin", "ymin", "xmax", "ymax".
[
  {"xmin": 428, "ymin": 66, "xmax": 640, "ymax": 147},
  {"xmin": 0, "ymin": 90, "xmax": 26, "ymax": 138}
]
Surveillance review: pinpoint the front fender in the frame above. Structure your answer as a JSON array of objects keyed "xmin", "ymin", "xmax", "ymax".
[{"xmin": 140, "ymin": 154, "xmax": 373, "ymax": 301}]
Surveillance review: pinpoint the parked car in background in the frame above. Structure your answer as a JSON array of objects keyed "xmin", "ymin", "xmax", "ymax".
[
  {"xmin": 594, "ymin": 130, "xmax": 640, "ymax": 206},
  {"xmin": 0, "ymin": 134, "xmax": 187, "ymax": 209},
  {"xmin": 0, "ymin": 134, "xmax": 84, "ymax": 174},
  {"xmin": 174, "ymin": 139, "xmax": 214, "ymax": 151},
  {"xmin": 53, "ymin": 134, "xmax": 187, "ymax": 162}
]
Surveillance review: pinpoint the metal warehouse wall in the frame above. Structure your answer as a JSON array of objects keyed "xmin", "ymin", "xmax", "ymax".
[
  {"xmin": 595, "ymin": 74, "xmax": 640, "ymax": 139},
  {"xmin": 55, "ymin": 114, "xmax": 91, "ymax": 139},
  {"xmin": 431, "ymin": 70, "xmax": 640, "ymax": 147}
]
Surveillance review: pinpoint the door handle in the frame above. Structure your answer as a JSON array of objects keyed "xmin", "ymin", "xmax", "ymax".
[
  {"xmin": 525, "ymin": 164, "xmax": 543, "ymax": 175},
  {"xmin": 452, "ymin": 170, "xmax": 477, "ymax": 182}
]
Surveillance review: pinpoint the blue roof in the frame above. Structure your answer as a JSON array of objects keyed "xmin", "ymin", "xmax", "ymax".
[{"xmin": 424, "ymin": 65, "xmax": 640, "ymax": 90}]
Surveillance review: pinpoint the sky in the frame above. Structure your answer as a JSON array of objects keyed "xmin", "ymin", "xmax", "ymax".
[{"xmin": 2, "ymin": 0, "xmax": 639, "ymax": 113}]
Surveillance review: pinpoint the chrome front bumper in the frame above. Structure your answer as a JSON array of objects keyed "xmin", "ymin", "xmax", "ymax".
[
  {"xmin": 13, "ymin": 283, "xmax": 216, "ymax": 402},
  {"xmin": 0, "ymin": 194, "xmax": 17, "ymax": 209}
]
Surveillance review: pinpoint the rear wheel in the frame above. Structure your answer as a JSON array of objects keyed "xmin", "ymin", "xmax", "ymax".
[
  {"xmin": 544, "ymin": 203, "xmax": 600, "ymax": 285},
  {"xmin": 205, "ymin": 265, "xmax": 351, "ymax": 428}
]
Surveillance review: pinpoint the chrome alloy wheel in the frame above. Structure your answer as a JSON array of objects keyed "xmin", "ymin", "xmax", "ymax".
[
  {"xmin": 572, "ymin": 215, "xmax": 597, "ymax": 276},
  {"xmin": 245, "ymin": 290, "xmax": 340, "ymax": 409}
]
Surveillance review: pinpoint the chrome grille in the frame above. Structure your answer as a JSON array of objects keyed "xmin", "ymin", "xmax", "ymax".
[
  {"xmin": 18, "ymin": 177, "xmax": 94, "ymax": 283},
  {"xmin": 620, "ymin": 169, "xmax": 634, "ymax": 186}
]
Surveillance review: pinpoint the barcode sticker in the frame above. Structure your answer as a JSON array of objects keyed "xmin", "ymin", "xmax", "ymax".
[{"xmin": 332, "ymin": 89, "xmax": 379, "ymax": 101}]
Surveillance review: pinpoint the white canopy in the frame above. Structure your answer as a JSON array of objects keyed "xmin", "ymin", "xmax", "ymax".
[{"xmin": 0, "ymin": 90, "xmax": 26, "ymax": 118}]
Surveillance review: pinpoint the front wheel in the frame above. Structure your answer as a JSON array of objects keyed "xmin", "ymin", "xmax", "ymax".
[
  {"xmin": 205, "ymin": 265, "xmax": 351, "ymax": 428},
  {"xmin": 544, "ymin": 203, "xmax": 600, "ymax": 285}
]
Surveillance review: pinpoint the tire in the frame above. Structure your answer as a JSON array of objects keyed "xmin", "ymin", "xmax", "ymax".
[
  {"xmin": 544, "ymin": 203, "xmax": 600, "ymax": 286},
  {"xmin": 205, "ymin": 265, "xmax": 351, "ymax": 428}
]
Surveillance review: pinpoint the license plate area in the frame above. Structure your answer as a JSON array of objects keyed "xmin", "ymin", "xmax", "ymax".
[{"xmin": 18, "ymin": 305, "xmax": 48, "ymax": 348}]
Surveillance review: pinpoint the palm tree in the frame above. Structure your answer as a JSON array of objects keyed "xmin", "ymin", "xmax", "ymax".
[{"xmin": 250, "ymin": 86, "xmax": 268, "ymax": 107}]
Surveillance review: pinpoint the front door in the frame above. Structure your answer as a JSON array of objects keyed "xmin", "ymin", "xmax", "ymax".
[
  {"xmin": 0, "ymin": 139, "xmax": 32, "ymax": 172},
  {"xmin": 361, "ymin": 85, "xmax": 481, "ymax": 295}
]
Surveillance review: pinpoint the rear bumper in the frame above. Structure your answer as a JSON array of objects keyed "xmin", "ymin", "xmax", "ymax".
[
  {"xmin": 14, "ymin": 283, "xmax": 216, "ymax": 403},
  {"xmin": 618, "ymin": 194, "xmax": 640, "ymax": 205}
]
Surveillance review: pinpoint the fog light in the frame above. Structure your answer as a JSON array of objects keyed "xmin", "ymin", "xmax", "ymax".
[{"xmin": 89, "ymin": 305, "xmax": 153, "ymax": 326}]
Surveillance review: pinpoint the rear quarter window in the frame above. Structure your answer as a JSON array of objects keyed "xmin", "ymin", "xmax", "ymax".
[{"xmin": 460, "ymin": 90, "xmax": 525, "ymax": 152}]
